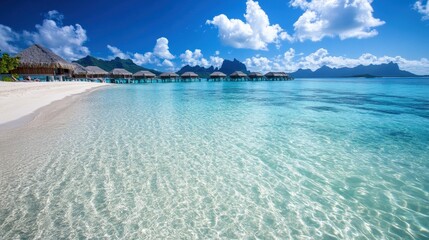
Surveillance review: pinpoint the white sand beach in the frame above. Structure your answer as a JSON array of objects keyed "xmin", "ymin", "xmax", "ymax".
[{"xmin": 0, "ymin": 82, "xmax": 109, "ymax": 125}]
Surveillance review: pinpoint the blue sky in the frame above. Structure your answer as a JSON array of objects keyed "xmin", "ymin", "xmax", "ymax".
[{"xmin": 1, "ymin": 0, "xmax": 429, "ymax": 74}]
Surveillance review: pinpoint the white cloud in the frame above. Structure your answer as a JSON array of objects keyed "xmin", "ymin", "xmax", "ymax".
[
  {"xmin": 22, "ymin": 12, "xmax": 90, "ymax": 60},
  {"xmin": 206, "ymin": 0, "xmax": 291, "ymax": 50},
  {"xmin": 162, "ymin": 59, "xmax": 174, "ymax": 68},
  {"xmin": 0, "ymin": 10, "xmax": 90, "ymax": 60},
  {"xmin": 210, "ymin": 56, "xmax": 224, "ymax": 68},
  {"xmin": 107, "ymin": 45, "xmax": 130, "ymax": 59},
  {"xmin": 245, "ymin": 48, "xmax": 429, "ymax": 75},
  {"xmin": 153, "ymin": 37, "xmax": 175, "ymax": 60},
  {"xmin": 179, "ymin": 49, "xmax": 225, "ymax": 68},
  {"xmin": 132, "ymin": 52, "xmax": 158, "ymax": 65},
  {"xmin": 0, "ymin": 24, "xmax": 20, "ymax": 53},
  {"xmin": 291, "ymin": 0, "xmax": 385, "ymax": 41},
  {"xmin": 414, "ymin": 0, "xmax": 429, "ymax": 20},
  {"xmin": 108, "ymin": 37, "xmax": 175, "ymax": 69}
]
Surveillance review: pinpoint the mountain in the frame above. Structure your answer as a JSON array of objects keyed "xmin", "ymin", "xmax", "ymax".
[
  {"xmin": 176, "ymin": 58, "xmax": 249, "ymax": 77},
  {"xmin": 291, "ymin": 62, "xmax": 417, "ymax": 78},
  {"xmin": 219, "ymin": 58, "xmax": 250, "ymax": 75},
  {"xmin": 176, "ymin": 65, "xmax": 216, "ymax": 78},
  {"xmin": 74, "ymin": 56, "xmax": 161, "ymax": 74}
]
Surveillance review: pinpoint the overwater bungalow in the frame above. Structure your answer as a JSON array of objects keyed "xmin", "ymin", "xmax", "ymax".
[
  {"xmin": 159, "ymin": 72, "xmax": 179, "ymax": 82},
  {"xmin": 180, "ymin": 72, "xmax": 199, "ymax": 82},
  {"xmin": 230, "ymin": 71, "xmax": 248, "ymax": 81},
  {"xmin": 265, "ymin": 72, "xmax": 291, "ymax": 81},
  {"xmin": 133, "ymin": 70, "xmax": 156, "ymax": 83},
  {"xmin": 72, "ymin": 63, "xmax": 89, "ymax": 80},
  {"xmin": 110, "ymin": 68, "xmax": 132, "ymax": 83},
  {"xmin": 85, "ymin": 66, "xmax": 108, "ymax": 82},
  {"xmin": 209, "ymin": 71, "xmax": 227, "ymax": 81},
  {"xmin": 248, "ymin": 72, "xmax": 264, "ymax": 81},
  {"xmin": 12, "ymin": 44, "xmax": 74, "ymax": 81}
]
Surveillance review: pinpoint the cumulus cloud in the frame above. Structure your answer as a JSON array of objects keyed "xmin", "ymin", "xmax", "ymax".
[
  {"xmin": 414, "ymin": 0, "xmax": 429, "ymax": 20},
  {"xmin": 132, "ymin": 52, "xmax": 158, "ymax": 65},
  {"xmin": 244, "ymin": 48, "xmax": 429, "ymax": 75},
  {"xmin": 107, "ymin": 37, "xmax": 177, "ymax": 69},
  {"xmin": 0, "ymin": 24, "xmax": 20, "ymax": 53},
  {"xmin": 153, "ymin": 37, "xmax": 175, "ymax": 60},
  {"xmin": 206, "ymin": 0, "xmax": 291, "ymax": 50},
  {"xmin": 291, "ymin": 0, "xmax": 385, "ymax": 41},
  {"xmin": 179, "ymin": 49, "xmax": 225, "ymax": 68},
  {"xmin": 0, "ymin": 10, "xmax": 90, "ymax": 60},
  {"xmin": 107, "ymin": 45, "xmax": 130, "ymax": 59}
]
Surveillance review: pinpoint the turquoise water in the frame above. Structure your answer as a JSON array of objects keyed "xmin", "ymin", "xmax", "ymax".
[{"xmin": 1, "ymin": 78, "xmax": 429, "ymax": 239}]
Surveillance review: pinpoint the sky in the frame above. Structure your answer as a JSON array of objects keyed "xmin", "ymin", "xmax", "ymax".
[{"xmin": 1, "ymin": 0, "xmax": 429, "ymax": 74}]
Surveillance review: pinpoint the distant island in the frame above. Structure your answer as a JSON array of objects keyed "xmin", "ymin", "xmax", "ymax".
[
  {"xmin": 290, "ymin": 62, "xmax": 417, "ymax": 78},
  {"xmin": 74, "ymin": 55, "xmax": 420, "ymax": 78}
]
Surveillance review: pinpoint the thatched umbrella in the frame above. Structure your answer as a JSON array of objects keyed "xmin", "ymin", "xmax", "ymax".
[
  {"xmin": 265, "ymin": 72, "xmax": 290, "ymax": 80},
  {"xmin": 110, "ymin": 68, "xmax": 132, "ymax": 79},
  {"xmin": 181, "ymin": 72, "xmax": 199, "ymax": 79},
  {"xmin": 72, "ymin": 63, "xmax": 88, "ymax": 78},
  {"xmin": 209, "ymin": 71, "xmax": 226, "ymax": 80},
  {"xmin": 85, "ymin": 66, "xmax": 108, "ymax": 78},
  {"xmin": 133, "ymin": 70, "xmax": 156, "ymax": 79},
  {"xmin": 12, "ymin": 44, "xmax": 74, "ymax": 77},
  {"xmin": 159, "ymin": 72, "xmax": 179, "ymax": 79},
  {"xmin": 230, "ymin": 71, "xmax": 248, "ymax": 79}
]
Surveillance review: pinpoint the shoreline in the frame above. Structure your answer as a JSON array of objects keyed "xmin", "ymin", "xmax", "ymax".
[{"xmin": 0, "ymin": 82, "xmax": 110, "ymax": 130}]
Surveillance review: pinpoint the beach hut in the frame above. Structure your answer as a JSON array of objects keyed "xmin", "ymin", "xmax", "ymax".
[
  {"xmin": 133, "ymin": 70, "xmax": 156, "ymax": 83},
  {"xmin": 159, "ymin": 72, "xmax": 179, "ymax": 82},
  {"xmin": 180, "ymin": 72, "xmax": 199, "ymax": 82},
  {"xmin": 109, "ymin": 68, "xmax": 132, "ymax": 83},
  {"xmin": 209, "ymin": 71, "xmax": 227, "ymax": 81},
  {"xmin": 229, "ymin": 71, "xmax": 248, "ymax": 81},
  {"xmin": 12, "ymin": 44, "xmax": 74, "ymax": 81},
  {"xmin": 85, "ymin": 66, "xmax": 108, "ymax": 82},
  {"xmin": 248, "ymin": 72, "xmax": 264, "ymax": 81},
  {"xmin": 72, "ymin": 63, "xmax": 88, "ymax": 80},
  {"xmin": 265, "ymin": 72, "xmax": 291, "ymax": 81}
]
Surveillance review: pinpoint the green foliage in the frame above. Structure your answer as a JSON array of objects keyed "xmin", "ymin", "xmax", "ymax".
[
  {"xmin": 2, "ymin": 76, "xmax": 15, "ymax": 82},
  {"xmin": 0, "ymin": 50, "xmax": 20, "ymax": 74}
]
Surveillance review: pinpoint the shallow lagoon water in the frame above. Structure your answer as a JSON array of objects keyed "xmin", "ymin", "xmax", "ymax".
[{"xmin": 1, "ymin": 78, "xmax": 428, "ymax": 239}]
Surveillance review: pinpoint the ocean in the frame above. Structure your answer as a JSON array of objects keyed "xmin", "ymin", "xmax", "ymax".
[{"xmin": 1, "ymin": 78, "xmax": 428, "ymax": 239}]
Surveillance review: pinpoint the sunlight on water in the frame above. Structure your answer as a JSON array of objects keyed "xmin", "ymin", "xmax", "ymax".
[{"xmin": 1, "ymin": 78, "xmax": 429, "ymax": 239}]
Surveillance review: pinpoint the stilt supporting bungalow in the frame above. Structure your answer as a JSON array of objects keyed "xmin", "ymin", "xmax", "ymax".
[
  {"xmin": 209, "ymin": 71, "xmax": 227, "ymax": 81},
  {"xmin": 133, "ymin": 70, "xmax": 156, "ymax": 83},
  {"xmin": 110, "ymin": 68, "xmax": 133, "ymax": 83},
  {"xmin": 265, "ymin": 72, "xmax": 292, "ymax": 81},
  {"xmin": 180, "ymin": 72, "xmax": 200, "ymax": 82},
  {"xmin": 159, "ymin": 72, "xmax": 179, "ymax": 82},
  {"xmin": 248, "ymin": 72, "xmax": 264, "ymax": 81},
  {"xmin": 229, "ymin": 71, "xmax": 248, "ymax": 81}
]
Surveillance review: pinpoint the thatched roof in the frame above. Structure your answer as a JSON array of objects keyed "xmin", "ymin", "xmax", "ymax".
[
  {"xmin": 230, "ymin": 71, "xmax": 248, "ymax": 78},
  {"xmin": 209, "ymin": 71, "xmax": 226, "ymax": 78},
  {"xmin": 181, "ymin": 72, "xmax": 199, "ymax": 78},
  {"xmin": 133, "ymin": 70, "xmax": 156, "ymax": 78},
  {"xmin": 248, "ymin": 72, "xmax": 264, "ymax": 78},
  {"xmin": 265, "ymin": 72, "xmax": 288, "ymax": 78},
  {"xmin": 159, "ymin": 72, "xmax": 179, "ymax": 78},
  {"xmin": 72, "ymin": 63, "xmax": 88, "ymax": 75},
  {"xmin": 110, "ymin": 68, "xmax": 132, "ymax": 76},
  {"xmin": 86, "ymin": 66, "xmax": 108, "ymax": 75},
  {"xmin": 16, "ymin": 44, "xmax": 74, "ymax": 70}
]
